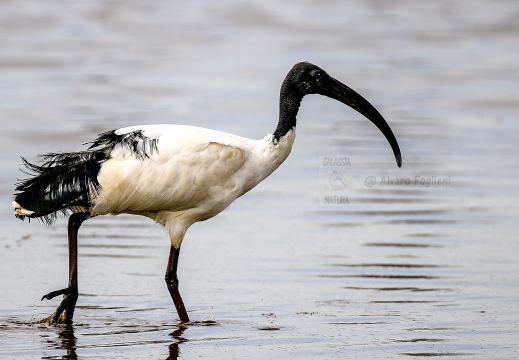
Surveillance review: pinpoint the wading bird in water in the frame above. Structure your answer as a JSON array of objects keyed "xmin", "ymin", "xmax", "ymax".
[{"xmin": 13, "ymin": 62, "xmax": 402, "ymax": 324}]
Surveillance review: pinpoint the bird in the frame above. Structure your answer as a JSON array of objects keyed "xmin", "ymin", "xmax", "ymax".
[{"xmin": 12, "ymin": 61, "xmax": 402, "ymax": 324}]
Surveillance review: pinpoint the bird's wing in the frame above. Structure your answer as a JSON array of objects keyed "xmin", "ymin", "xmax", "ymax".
[{"xmin": 92, "ymin": 125, "xmax": 249, "ymax": 215}]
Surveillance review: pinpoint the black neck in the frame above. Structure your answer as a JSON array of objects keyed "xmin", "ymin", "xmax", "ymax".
[{"xmin": 272, "ymin": 82, "xmax": 303, "ymax": 144}]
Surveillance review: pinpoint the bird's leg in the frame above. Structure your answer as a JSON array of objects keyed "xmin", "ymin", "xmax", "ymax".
[
  {"xmin": 41, "ymin": 212, "xmax": 87, "ymax": 324},
  {"xmin": 165, "ymin": 245, "xmax": 190, "ymax": 323}
]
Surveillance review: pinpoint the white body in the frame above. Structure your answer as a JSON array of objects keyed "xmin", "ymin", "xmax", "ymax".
[{"xmin": 90, "ymin": 124, "xmax": 296, "ymax": 248}]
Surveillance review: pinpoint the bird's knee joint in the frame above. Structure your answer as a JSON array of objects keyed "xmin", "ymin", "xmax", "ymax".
[{"xmin": 69, "ymin": 212, "xmax": 88, "ymax": 231}]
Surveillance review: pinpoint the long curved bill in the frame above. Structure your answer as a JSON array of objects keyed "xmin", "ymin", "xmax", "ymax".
[{"xmin": 320, "ymin": 75, "xmax": 402, "ymax": 168}]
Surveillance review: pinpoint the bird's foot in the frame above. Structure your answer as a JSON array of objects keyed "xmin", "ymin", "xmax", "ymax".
[{"xmin": 41, "ymin": 286, "xmax": 78, "ymax": 324}]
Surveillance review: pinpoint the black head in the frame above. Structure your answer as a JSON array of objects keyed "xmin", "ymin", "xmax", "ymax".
[
  {"xmin": 282, "ymin": 62, "xmax": 402, "ymax": 167},
  {"xmin": 283, "ymin": 62, "xmax": 333, "ymax": 96}
]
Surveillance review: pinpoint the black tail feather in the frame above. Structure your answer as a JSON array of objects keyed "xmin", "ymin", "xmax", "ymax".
[
  {"xmin": 14, "ymin": 128, "xmax": 160, "ymax": 224},
  {"xmin": 14, "ymin": 151, "xmax": 106, "ymax": 224}
]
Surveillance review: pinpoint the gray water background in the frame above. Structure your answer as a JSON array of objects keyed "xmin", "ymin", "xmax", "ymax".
[{"xmin": 0, "ymin": 1, "xmax": 518, "ymax": 359}]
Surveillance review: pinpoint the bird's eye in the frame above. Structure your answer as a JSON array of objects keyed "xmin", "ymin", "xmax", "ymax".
[{"xmin": 311, "ymin": 70, "xmax": 322, "ymax": 79}]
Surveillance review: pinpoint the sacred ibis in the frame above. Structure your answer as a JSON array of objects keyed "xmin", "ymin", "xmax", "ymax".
[{"xmin": 13, "ymin": 62, "xmax": 402, "ymax": 324}]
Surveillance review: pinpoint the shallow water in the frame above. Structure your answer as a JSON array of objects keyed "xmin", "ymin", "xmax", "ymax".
[{"xmin": 1, "ymin": 0, "xmax": 519, "ymax": 359}]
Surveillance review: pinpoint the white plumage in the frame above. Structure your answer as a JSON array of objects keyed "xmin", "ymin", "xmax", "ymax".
[{"xmin": 92, "ymin": 125, "xmax": 295, "ymax": 247}]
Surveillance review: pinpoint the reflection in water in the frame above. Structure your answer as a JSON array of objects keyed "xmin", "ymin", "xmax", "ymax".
[
  {"xmin": 35, "ymin": 322, "xmax": 189, "ymax": 359},
  {"xmin": 41, "ymin": 324, "xmax": 77, "ymax": 359},
  {"xmin": 166, "ymin": 326, "xmax": 187, "ymax": 360},
  {"xmin": 58, "ymin": 326, "xmax": 77, "ymax": 359}
]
